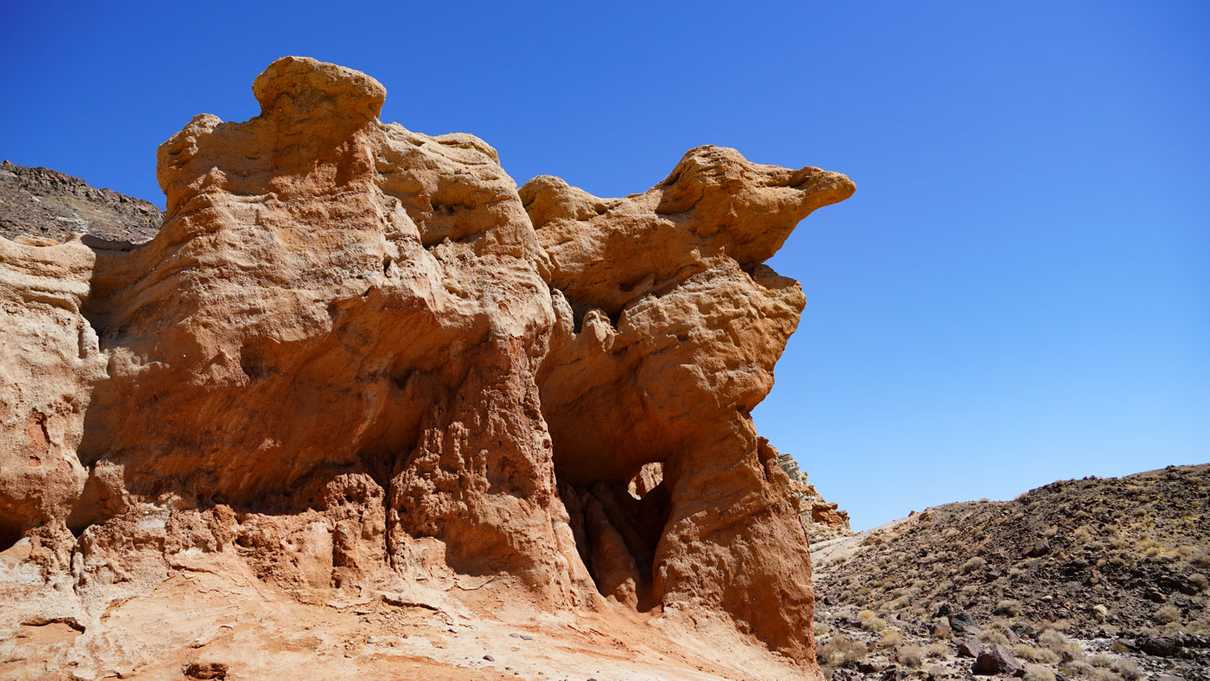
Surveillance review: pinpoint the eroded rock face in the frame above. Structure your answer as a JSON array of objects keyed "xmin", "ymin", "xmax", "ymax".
[
  {"xmin": 775, "ymin": 446, "xmax": 854, "ymax": 543},
  {"xmin": 0, "ymin": 56, "xmax": 853, "ymax": 678}
]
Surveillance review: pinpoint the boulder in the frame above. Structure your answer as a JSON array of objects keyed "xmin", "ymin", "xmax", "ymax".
[{"xmin": 972, "ymin": 644, "xmax": 1024, "ymax": 676}]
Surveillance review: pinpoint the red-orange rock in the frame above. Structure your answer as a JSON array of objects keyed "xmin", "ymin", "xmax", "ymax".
[{"xmin": 0, "ymin": 56, "xmax": 853, "ymax": 680}]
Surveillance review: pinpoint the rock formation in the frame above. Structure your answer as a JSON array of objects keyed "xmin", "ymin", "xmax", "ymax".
[
  {"xmin": 774, "ymin": 447, "xmax": 853, "ymax": 543},
  {"xmin": 0, "ymin": 56, "xmax": 854, "ymax": 679}
]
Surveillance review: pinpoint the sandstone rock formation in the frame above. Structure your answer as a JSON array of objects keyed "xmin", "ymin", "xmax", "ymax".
[
  {"xmin": 0, "ymin": 56, "xmax": 854, "ymax": 680},
  {"xmin": 774, "ymin": 446, "xmax": 853, "ymax": 543}
]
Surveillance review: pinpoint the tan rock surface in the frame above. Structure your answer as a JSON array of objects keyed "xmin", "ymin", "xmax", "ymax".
[
  {"xmin": 774, "ymin": 446, "xmax": 853, "ymax": 543},
  {"xmin": 0, "ymin": 56, "xmax": 853, "ymax": 679}
]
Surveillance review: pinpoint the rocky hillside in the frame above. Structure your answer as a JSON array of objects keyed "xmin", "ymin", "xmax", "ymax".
[
  {"xmin": 0, "ymin": 56, "xmax": 854, "ymax": 680},
  {"xmin": 811, "ymin": 465, "xmax": 1210, "ymax": 681},
  {"xmin": 0, "ymin": 161, "xmax": 160, "ymax": 243}
]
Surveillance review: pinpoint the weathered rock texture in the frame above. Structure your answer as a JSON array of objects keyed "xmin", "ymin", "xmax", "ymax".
[
  {"xmin": 0, "ymin": 57, "xmax": 853, "ymax": 680},
  {"xmin": 774, "ymin": 446, "xmax": 853, "ymax": 543}
]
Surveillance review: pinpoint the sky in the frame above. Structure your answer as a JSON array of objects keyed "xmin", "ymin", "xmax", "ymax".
[{"xmin": 2, "ymin": 2, "xmax": 1207, "ymax": 530}]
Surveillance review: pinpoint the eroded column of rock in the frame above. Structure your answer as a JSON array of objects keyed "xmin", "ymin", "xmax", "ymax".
[
  {"xmin": 527, "ymin": 147, "xmax": 854, "ymax": 659},
  {"xmin": 0, "ymin": 237, "xmax": 105, "ymax": 550}
]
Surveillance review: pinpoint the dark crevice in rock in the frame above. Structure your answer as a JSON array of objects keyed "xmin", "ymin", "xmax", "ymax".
[
  {"xmin": 558, "ymin": 462, "xmax": 670, "ymax": 612},
  {"xmin": 0, "ymin": 519, "xmax": 24, "ymax": 552}
]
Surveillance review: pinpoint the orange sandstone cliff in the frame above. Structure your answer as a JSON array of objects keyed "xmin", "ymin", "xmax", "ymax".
[{"xmin": 0, "ymin": 57, "xmax": 853, "ymax": 680}]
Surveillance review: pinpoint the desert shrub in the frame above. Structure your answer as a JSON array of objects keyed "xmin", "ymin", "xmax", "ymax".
[
  {"xmin": 1039, "ymin": 628, "xmax": 1082, "ymax": 661},
  {"xmin": 814, "ymin": 620, "xmax": 832, "ymax": 637},
  {"xmin": 924, "ymin": 642, "xmax": 949, "ymax": 659},
  {"xmin": 979, "ymin": 628, "xmax": 1010, "ymax": 645},
  {"xmin": 1014, "ymin": 643, "xmax": 1060, "ymax": 664},
  {"xmin": 1023, "ymin": 664, "xmax": 1056, "ymax": 681},
  {"xmin": 1088, "ymin": 653, "xmax": 1114, "ymax": 669},
  {"xmin": 925, "ymin": 663, "xmax": 947, "ymax": 678},
  {"xmin": 896, "ymin": 644, "xmax": 924, "ymax": 667},
  {"xmin": 817, "ymin": 635, "xmax": 868, "ymax": 667},
  {"xmin": 1190, "ymin": 573, "xmax": 1209, "ymax": 591},
  {"xmin": 995, "ymin": 599, "xmax": 1023, "ymax": 616},
  {"xmin": 1072, "ymin": 525, "xmax": 1094, "ymax": 543},
  {"xmin": 1061, "ymin": 660, "xmax": 1095, "ymax": 678},
  {"xmin": 1017, "ymin": 556, "xmax": 1043, "ymax": 570},
  {"xmin": 1089, "ymin": 670, "xmax": 1123, "ymax": 681},
  {"xmin": 961, "ymin": 556, "xmax": 986, "ymax": 573},
  {"xmin": 1153, "ymin": 604, "xmax": 1180, "ymax": 624},
  {"xmin": 879, "ymin": 628, "xmax": 904, "ymax": 648},
  {"xmin": 1110, "ymin": 658, "xmax": 1143, "ymax": 681},
  {"xmin": 858, "ymin": 609, "xmax": 888, "ymax": 632},
  {"xmin": 1191, "ymin": 546, "xmax": 1210, "ymax": 569},
  {"xmin": 1142, "ymin": 541, "xmax": 1182, "ymax": 561}
]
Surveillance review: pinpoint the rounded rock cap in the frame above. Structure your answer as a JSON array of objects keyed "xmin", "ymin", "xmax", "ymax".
[{"xmin": 252, "ymin": 56, "xmax": 386, "ymax": 121}]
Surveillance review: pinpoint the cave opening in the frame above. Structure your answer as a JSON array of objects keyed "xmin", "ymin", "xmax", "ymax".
[
  {"xmin": 0, "ymin": 519, "xmax": 22, "ymax": 553},
  {"xmin": 557, "ymin": 461, "xmax": 670, "ymax": 612}
]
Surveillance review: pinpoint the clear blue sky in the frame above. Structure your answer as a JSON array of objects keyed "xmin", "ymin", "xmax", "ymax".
[{"xmin": 3, "ymin": 2, "xmax": 1207, "ymax": 530}]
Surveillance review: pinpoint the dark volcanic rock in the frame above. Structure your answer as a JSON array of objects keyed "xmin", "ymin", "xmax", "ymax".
[
  {"xmin": 972, "ymin": 644, "xmax": 1023, "ymax": 676},
  {"xmin": 0, "ymin": 160, "xmax": 160, "ymax": 243}
]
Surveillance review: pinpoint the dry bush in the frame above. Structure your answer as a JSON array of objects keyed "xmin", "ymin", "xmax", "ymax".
[
  {"xmin": 858, "ymin": 609, "xmax": 888, "ymax": 632},
  {"xmin": 1061, "ymin": 660, "xmax": 1095, "ymax": 678},
  {"xmin": 1191, "ymin": 546, "xmax": 1210, "ymax": 569},
  {"xmin": 1014, "ymin": 643, "xmax": 1060, "ymax": 664},
  {"xmin": 1072, "ymin": 525, "xmax": 1094, "ymax": 543},
  {"xmin": 995, "ymin": 599, "xmax": 1023, "ymax": 616},
  {"xmin": 961, "ymin": 556, "xmax": 986, "ymax": 573},
  {"xmin": 1039, "ymin": 628, "xmax": 1082, "ymax": 661},
  {"xmin": 814, "ymin": 620, "xmax": 832, "ymax": 637},
  {"xmin": 896, "ymin": 644, "xmax": 924, "ymax": 668},
  {"xmin": 1023, "ymin": 664, "xmax": 1056, "ymax": 681},
  {"xmin": 1153, "ymin": 604, "xmax": 1180, "ymax": 624},
  {"xmin": 1110, "ymin": 658, "xmax": 1143, "ymax": 681},
  {"xmin": 979, "ymin": 628, "xmax": 1011, "ymax": 645},
  {"xmin": 818, "ymin": 635, "xmax": 868, "ymax": 667},
  {"xmin": 1190, "ymin": 573, "xmax": 1208, "ymax": 592},
  {"xmin": 1089, "ymin": 653, "xmax": 1115, "ymax": 669},
  {"xmin": 879, "ymin": 628, "xmax": 904, "ymax": 648},
  {"xmin": 924, "ymin": 642, "xmax": 949, "ymax": 659}
]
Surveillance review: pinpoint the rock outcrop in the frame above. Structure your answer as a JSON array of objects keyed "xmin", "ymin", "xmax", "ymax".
[
  {"xmin": 774, "ymin": 447, "xmax": 853, "ymax": 543},
  {"xmin": 0, "ymin": 56, "xmax": 854, "ymax": 680}
]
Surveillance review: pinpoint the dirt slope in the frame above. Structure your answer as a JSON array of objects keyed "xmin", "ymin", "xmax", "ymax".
[
  {"xmin": 812, "ymin": 464, "xmax": 1210, "ymax": 681},
  {"xmin": 0, "ymin": 160, "xmax": 160, "ymax": 243}
]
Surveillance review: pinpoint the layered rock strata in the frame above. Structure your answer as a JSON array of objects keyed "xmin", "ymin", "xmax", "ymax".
[{"xmin": 0, "ymin": 56, "xmax": 853, "ymax": 679}]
